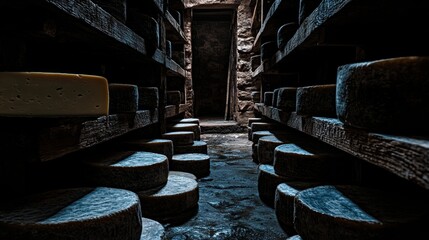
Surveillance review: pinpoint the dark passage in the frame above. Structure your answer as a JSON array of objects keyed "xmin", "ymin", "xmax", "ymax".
[
  {"xmin": 164, "ymin": 133, "xmax": 287, "ymax": 239},
  {"xmin": 192, "ymin": 9, "xmax": 234, "ymax": 118}
]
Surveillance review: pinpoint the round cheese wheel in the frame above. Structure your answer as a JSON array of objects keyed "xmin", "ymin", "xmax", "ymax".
[
  {"xmin": 82, "ymin": 151, "xmax": 169, "ymax": 191},
  {"xmin": 161, "ymin": 131, "xmax": 194, "ymax": 146},
  {"xmin": 257, "ymin": 135, "xmax": 289, "ymax": 164},
  {"xmin": 257, "ymin": 164, "xmax": 293, "ymax": 208},
  {"xmin": 261, "ymin": 41, "xmax": 278, "ymax": 61},
  {"xmin": 174, "ymin": 140, "xmax": 208, "ymax": 154},
  {"xmin": 169, "ymin": 170, "xmax": 197, "ymax": 180},
  {"xmin": 296, "ymin": 84, "xmax": 336, "ymax": 117},
  {"xmin": 0, "ymin": 187, "xmax": 142, "ymax": 240},
  {"xmin": 263, "ymin": 91, "xmax": 274, "ymax": 106},
  {"xmin": 108, "ymin": 83, "xmax": 139, "ymax": 114},
  {"xmin": 294, "ymin": 185, "xmax": 429, "ymax": 240},
  {"xmin": 140, "ymin": 217, "xmax": 165, "ymax": 240},
  {"xmin": 171, "ymin": 153, "xmax": 210, "ymax": 178},
  {"xmin": 127, "ymin": 11, "xmax": 159, "ymax": 55},
  {"xmin": 275, "ymin": 182, "xmax": 321, "ymax": 233},
  {"xmin": 166, "ymin": 40, "xmax": 172, "ymax": 59},
  {"xmin": 277, "ymin": 22, "xmax": 298, "ymax": 49},
  {"xmin": 276, "ymin": 87, "xmax": 297, "ymax": 111},
  {"xmin": 287, "ymin": 235, "xmax": 303, "ymax": 240},
  {"xmin": 251, "ymin": 91, "xmax": 261, "ymax": 103},
  {"xmin": 115, "ymin": 138, "xmax": 174, "ymax": 161},
  {"xmin": 272, "ymin": 88, "xmax": 280, "ymax": 107},
  {"xmin": 167, "ymin": 123, "xmax": 200, "ymax": 141},
  {"xmin": 138, "ymin": 87, "xmax": 159, "ymax": 110},
  {"xmin": 169, "ymin": 118, "xmax": 200, "ymax": 125},
  {"xmin": 166, "ymin": 91, "xmax": 182, "ymax": 105},
  {"xmin": 273, "ymin": 143, "xmax": 355, "ymax": 181},
  {"xmin": 336, "ymin": 56, "xmax": 429, "ymax": 133},
  {"xmin": 137, "ymin": 175, "xmax": 199, "ymax": 224}
]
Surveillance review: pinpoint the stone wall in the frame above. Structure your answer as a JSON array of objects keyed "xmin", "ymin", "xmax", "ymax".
[{"xmin": 183, "ymin": 0, "xmax": 256, "ymax": 125}]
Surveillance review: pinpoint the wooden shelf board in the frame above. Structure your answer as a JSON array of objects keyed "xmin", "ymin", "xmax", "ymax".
[
  {"xmin": 254, "ymin": 104, "xmax": 429, "ymax": 190},
  {"xmin": 166, "ymin": 58, "xmax": 186, "ymax": 77},
  {"xmin": 165, "ymin": 10, "xmax": 187, "ymax": 44}
]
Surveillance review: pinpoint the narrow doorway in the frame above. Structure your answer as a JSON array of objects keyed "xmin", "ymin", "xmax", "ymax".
[{"xmin": 192, "ymin": 9, "xmax": 236, "ymax": 119}]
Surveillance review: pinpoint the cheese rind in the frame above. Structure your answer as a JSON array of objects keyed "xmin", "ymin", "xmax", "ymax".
[
  {"xmin": 0, "ymin": 72, "xmax": 109, "ymax": 117},
  {"xmin": 258, "ymin": 164, "xmax": 292, "ymax": 208},
  {"xmin": 109, "ymin": 83, "xmax": 139, "ymax": 114},
  {"xmin": 296, "ymin": 84, "xmax": 336, "ymax": 117},
  {"xmin": 140, "ymin": 217, "xmax": 165, "ymax": 240},
  {"xmin": 162, "ymin": 131, "xmax": 194, "ymax": 146},
  {"xmin": 174, "ymin": 140, "xmax": 208, "ymax": 154},
  {"xmin": 171, "ymin": 153, "xmax": 210, "ymax": 178},
  {"xmin": 115, "ymin": 139, "xmax": 174, "ymax": 161}
]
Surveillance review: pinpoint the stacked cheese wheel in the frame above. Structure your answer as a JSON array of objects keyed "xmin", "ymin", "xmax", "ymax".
[
  {"xmin": 0, "ymin": 187, "xmax": 143, "ymax": 240},
  {"xmin": 296, "ymin": 84, "xmax": 336, "ymax": 117},
  {"xmin": 246, "ymin": 117, "xmax": 264, "ymax": 140},
  {"xmin": 113, "ymin": 138, "xmax": 174, "ymax": 161}
]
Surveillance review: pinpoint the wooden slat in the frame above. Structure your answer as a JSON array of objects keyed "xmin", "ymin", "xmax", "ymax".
[
  {"xmin": 165, "ymin": 10, "xmax": 187, "ymax": 43},
  {"xmin": 254, "ymin": 104, "xmax": 429, "ymax": 190},
  {"xmin": 165, "ymin": 104, "xmax": 189, "ymax": 119},
  {"xmin": 166, "ymin": 58, "xmax": 186, "ymax": 77},
  {"xmin": 38, "ymin": 110, "xmax": 159, "ymax": 161}
]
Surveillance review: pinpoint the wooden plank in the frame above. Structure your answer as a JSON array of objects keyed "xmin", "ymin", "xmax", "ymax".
[
  {"xmin": 166, "ymin": 58, "xmax": 186, "ymax": 77},
  {"xmin": 251, "ymin": 0, "xmax": 261, "ymax": 36},
  {"xmin": 165, "ymin": 104, "xmax": 189, "ymax": 119},
  {"xmin": 38, "ymin": 110, "xmax": 159, "ymax": 161},
  {"xmin": 254, "ymin": 104, "xmax": 429, "ymax": 189},
  {"xmin": 165, "ymin": 10, "xmax": 187, "ymax": 44}
]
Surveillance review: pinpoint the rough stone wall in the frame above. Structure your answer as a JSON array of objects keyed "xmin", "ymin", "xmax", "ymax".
[{"xmin": 184, "ymin": 0, "xmax": 256, "ymax": 125}]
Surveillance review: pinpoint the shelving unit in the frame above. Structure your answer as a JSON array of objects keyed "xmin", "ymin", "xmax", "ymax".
[
  {"xmin": 0, "ymin": 0, "xmax": 188, "ymax": 196},
  {"xmin": 250, "ymin": 0, "xmax": 429, "ymax": 191}
]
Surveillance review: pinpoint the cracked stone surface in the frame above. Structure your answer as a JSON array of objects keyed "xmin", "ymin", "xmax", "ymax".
[{"xmin": 164, "ymin": 133, "xmax": 289, "ymax": 239}]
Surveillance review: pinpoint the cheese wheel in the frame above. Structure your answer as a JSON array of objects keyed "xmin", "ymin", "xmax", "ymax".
[
  {"xmin": 109, "ymin": 83, "xmax": 139, "ymax": 114},
  {"xmin": 251, "ymin": 91, "xmax": 261, "ymax": 103},
  {"xmin": 114, "ymin": 138, "xmax": 174, "ymax": 161},
  {"xmin": 272, "ymin": 88, "xmax": 280, "ymax": 107},
  {"xmin": 92, "ymin": 0, "xmax": 127, "ymax": 23},
  {"xmin": 273, "ymin": 143, "xmax": 355, "ymax": 181},
  {"xmin": 258, "ymin": 164, "xmax": 293, "ymax": 208},
  {"xmin": 257, "ymin": 135, "xmax": 290, "ymax": 164},
  {"xmin": 140, "ymin": 217, "xmax": 165, "ymax": 240},
  {"xmin": 174, "ymin": 140, "xmax": 208, "ymax": 154},
  {"xmin": 287, "ymin": 235, "xmax": 303, "ymax": 240},
  {"xmin": 296, "ymin": 84, "xmax": 336, "ymax": 117},
  {"xmin": 167, "ymin": 123, "xmax": 200, "ymax": 141},
  {"xmin": 166, "ymin": 40, "xmax": 172, "ymax": 58},
  {"xmin": 336, "ymin": 56, "xmax": 429, "ymax": 133},
  {"xmin": 277, "ymin": 22, "xmax": 298, "ymax": 49},
  {"xmin": 172, "ymin": 50, "xmax": 185, "ymax": 67},
  {"xmin": 0, "ymin": 72, "xmax": 109, "ymax": 117},
  {"xmin": 249, "ymin": 122, "xmax": 280, "ymax": 142},
  {"xmin": 263, "ymin": 91, "xmax": 274, "ymax": 106},
  {"xmin": 173, "ymin": 10, "xmax": 182, "ymax": 28},
  {"xmin": 298, "ymin": 0, "xmax": 322, "ymax": 25},
  {"xmin": 276, "ymin": 87, "xmax": 297, "ymax": 111},
  {"xmin": 138, "ymin": 87, "xmax": 159, "ymax": 110},
  {"xmin": 162, "ymin": 131, "xmax": 194, "ymax": 146},
  {"xmin": 171, "ymin": 153, "xmax": 210, "ymax": 178},
  {"xmin": 252, "ymin": 143, "xmax": 258, "ymax": 163},
  {"xmin": 247, "ymin": 117, "xmax": 264, "ymax": 140},
  {"xmin": 169, "ymin": 170, "xmax": 197, "ymax": 180},
  {"xmin": 82, "ymin": 151, "xmax": 169, "ymax": 191},
  {"xmin": 275, "ymin": 182, "xmax": 322, "ymax": 233},
  {"xmin": 252, "ymin": 130, "xmax": 285, "ymax": 144},
  {"xmin": 166, "ymin": 91, "xmax": 182, "ymax": 105},
  {"xmin": 169, "ymin": 118, "xmax": 200, "ymax": 125},
  {"xmin": 261, "ymin": 41, "xmax": 278, "ymax": 61},
  {"xmin": 294, "ymin": 185, "xmax": 429, "ymax": 240},
  {"xmin": 137, "ymin": 175, "xmax": 199, "ymax": 223},
  {"xmin": 251, "ymin": 55, "xmax": 261, "ymax": 71},
  {"xmin": 0, "ymin": 187, "xmax": 142, "ymax": 240},
  {"xmin": 127, "ymin": 11, "xmax": 159, "ymax": 55}
]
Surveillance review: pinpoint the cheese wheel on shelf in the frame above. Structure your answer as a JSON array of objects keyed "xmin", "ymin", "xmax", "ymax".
[
  {"xmin": 263, "ymin": 91, "xmax": 274, "ymax": 106},
  {"xmin": 274, "ymin": 182, "xmax": 322, "ymax": 233},
  {"xmin": 294, "ymin": 185, "xmax": 429, "ymax": 240},
  {"xmin": 92, "ymin": 0, "xmax": 127, "ymax": 23},
  {"xmin": 109, "ymin": 83, "xmax": 139, "ymax": 114},
  {"xmin": 251, "ymin": 91, "xmax": 261, "ymax": 103},
  {"xmin": 114, "ymin": 138, "xmax": 174, "ymax": 161},
  {"xmin": 174, "ymin": 140, "xmax": 208, "ymax": 154},
  {"xmin": 257, "ymin": 135, "xmax": 291, "ymax": 164},
  {"xmin": 127, "ymin": 11, "xmax": 159, "ymax": 55},
  {"xmin": 171, "ymin": 153, "xmax": 210, "ymax": 178},
  {"xmin": 272, "ymin": 88, "xmax": 280, "ymax": 107},
  {"xmin": 138, "ymin": 87, "xmax": 159, "ymax": 110},
  {"xmin": 261, "ymin": 41, "xmax": 278, "ymax": 61},
  {"xmin": 277, "ymin": 22, "xmax": 298, "ymax": 49},
  {"xmin": 258, "ymin": 164, "xmax": 293, "ymax": 208},
  {"xmin": 276, "ymin": 87, "xmax": 297, "ymax": 111},
  {"xmin": 0, "ymin": 72, "xmax": 109, "ymax": 117},
  {"xmin": 336, "ymin": 56, "xmax": 429, "ymax": 133},
  {"xmin": 249, "ymin": 121, "xmax": 280, "ymax": 142},
  {"xmin": 166, "ymin": 91, "xmax": 182, "ymax": 105},
  {"xmin": 0, "ymin": 187, "xmax": 142, "ymax": 240},
  {"xmin": 166, "ymin": 40, "xmax": 172, "ymax": 59},
  {"xmin": 137, "ymin": 175, "xmax": 199, "ymax": 224},
  {"xmin": 296, "ymin": 84, "xmax": 336, "ymax": 117},
  {"xmin": 161, "ymin": 131, "xmax": 194, "ymax": 146},
  {"xmin": 140, "ymin": 217, "xmax": 165, "ymax": 240},
  {"xmin": 273, "ymin": 143, "xmax": 356, "ymax": 181},
  {"xmin": 167, "ymin": 123, "xmax": 200, "ymax": 141},
  {"xmin": 169, "ymin": 170, "xmax": 197, "ymax": 180},
  {"xmin": 82, "ymin": 151, "xmax": 169, "ymax": 192}
]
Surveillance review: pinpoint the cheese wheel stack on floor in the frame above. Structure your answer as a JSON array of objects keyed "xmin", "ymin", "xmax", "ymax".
[
  {"xmin": 167, "ymin": 123, "xmax": 201, "ymax": 141},
  {"xmin": 286, "ymin": 235, "xmax": 302, "ymax": 240},
  {"xmin": 113, "ymin": 138, "xmax": 174, "ymax": 161},
  {"xmin": 336, "ymin": 56, "xmax": 429, "ymax": 134},
  {"xmin": 137, "ymin": 175, "xmax": 199, "ymax": 224},
  {"xmin": 82, "ymin": 151, "xmax": 169, "ymax": 193},
  {"xmin": 169, "ymin": 170, "xmax": 198, "ymax": 180},
  {"xmin": 246, "ymin": 117, "xmax": 264, "ymax": 140},
  {"xmin": 257, "ymin": 135, "xmax": 291, "ymax": 164},
  {"xmin": 251, "ymin": 130, "xmax": 275, "ymax": 162},
  {"xmin": 0, "ymin": 72, "xmax": 109, "ymax": 117},
  {"xmin": 161, "ymin": 131, "xmax": 195, "ymax": 146},
  {"xmin": 294, "ymin": 185, "xmax": 429, "ymax": 239},
  {"xmin": 174, "ymin": 140, "xmax": 208, "ymax": 154},
  {"xmin": 0, "ymin": 187, "xmax": 142, "ymax": 240},
  {"xmin": 296, "ymin": 84, "xmax": 336, "ymax": 117},
  {"xmin": 108, "ymin": 83, "xmax": 139, "ymax": 114},
  {"xmin": 257, "ymin": 164, "xmax": 292, "ymax": 208},
  {"xmin": 138, "ymin": 87, "xmax": 159, "ymax": 110},
  {"xmin": 140, "ymin": 217, "xmax": 166, "ymax": 240},
  {"xmin": 248, "ymin": 121, "xmax": 280, "ymax": 141},
  {"xmin": 171, "ymin": 153, "xmax": 210, "ymax": 178}
]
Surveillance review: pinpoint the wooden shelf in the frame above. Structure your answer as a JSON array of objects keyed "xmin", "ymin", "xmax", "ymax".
[
  {"xmin": 250, "ymin": 0, "xmax": 261, "ymax": 36},
  {"xmin": 169, "ymin": 0, "xmax": 185, "ymax": 10},
  {"xmin": 165, "ymin": 10, "xmax": 187, "ymax": 44},
  {"xmin": 165, "ymin": 104, "xmax": 189, "ymax": 119},
  {"xmin": 252, "ymin": 0, "xmax": 429, "ymax": 77},
  {"xmin": 254, "ymin": 104, "xmax": 429, "ymax": 190},
  {"xmin": 166, "ymin": 58, "xmax": 186, "ymax": 77}
]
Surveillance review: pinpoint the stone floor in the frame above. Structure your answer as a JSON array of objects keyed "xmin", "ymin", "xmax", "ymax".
[{"xmin": 164, "ymin": 132, "xmax": 289, "ymax": 239}]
